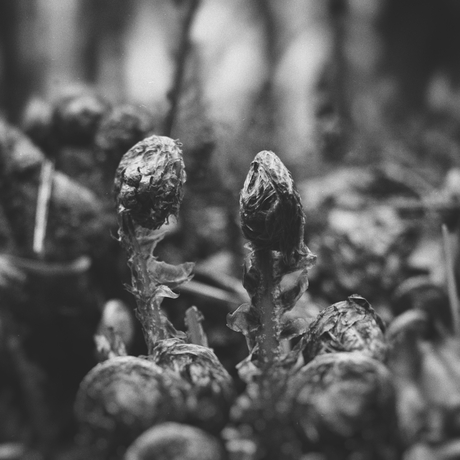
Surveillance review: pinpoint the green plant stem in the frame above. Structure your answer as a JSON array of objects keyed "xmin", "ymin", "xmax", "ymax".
[
  {"xmin": 124, "ymin": 215, "xmax": 165, "ymax": 346},
  {"xmin": 255, "ymin": 249, "xmax": 280, "ymax": 367}
]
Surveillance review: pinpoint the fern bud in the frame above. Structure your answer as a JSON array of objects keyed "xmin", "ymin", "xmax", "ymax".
[
  {"xmin": 53, "ymin": 90, "xmax": 109, "ymax": 146},
  {"xmin": 95, "ymin": 104, "xmax": 156, "ymax": 171},
  {"xmin": 240, "ymin": 150, "xmax": 306, "ymax": 264},
  {"xmin": 114, "ymin": 135, "xmax": 186, "ymax": 230},
  {"xmin": 125, "ymin": 423, "xmax": 226, "ymax": 460}
]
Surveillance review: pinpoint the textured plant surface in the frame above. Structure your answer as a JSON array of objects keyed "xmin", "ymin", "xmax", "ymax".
[
  {"xmin": 239, "ymin": 150, "xmax": 308, "ymax": 265},
  {"xmin": 74, "ymin": 356, "xmax": 189, "ymax": 459},
  {"xmin": 125, "ymin": 422, "xmax": 226, "ymax": 460},
  {"xmin": 288, "ymin": 352, "xmax": 402, "ymax": 460},
  {"xmin": 302, "ymin": 294, "xmax": 388, "ymax": 363},
  {"xmin": 115, "ymin": 135, "xmax": 186, "ymax": 231},
  {"xmin": 151, "ymin": 338, "xmax": 235, "ymax": 433}
]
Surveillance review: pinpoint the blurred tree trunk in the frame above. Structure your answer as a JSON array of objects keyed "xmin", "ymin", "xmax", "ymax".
[
  {"xmin": 0, "ymin": 0, "xmax": 40, "ymax": 123},
  {"xmin": 242, "ymin": 0, "xmax": 279, "ymax": 156},
  {"xmin": 377, "ymin": 0, "xmax": 443, "ymax": 117},
  {"xmin": 78, "ymin": 0, "xmax": 133, "ymax": 101},
  {"xmin": 315, "ymin": 0, "xmax": 351, "ymax": 163},
  {"xmin": 377, "ymin": 0, "xmax": 460, "ymax": 116},
  {"xmin": 163, "ymin": 0, "xmax": 201, "ymax": 137}
]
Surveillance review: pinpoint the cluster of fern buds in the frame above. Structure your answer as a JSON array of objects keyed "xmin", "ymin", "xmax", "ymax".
[{"xmin": 75, "ymin": 135, "xmax": 407, "ymax": 460}]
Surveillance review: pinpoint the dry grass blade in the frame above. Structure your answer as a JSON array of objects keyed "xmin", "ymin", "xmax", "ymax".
[
  {"xmin": 442, "ymin": 224, "xmax": 460, "ymax": 336},
  {"xmin": 4, "ymin": 254, "xmax": 91, "ymax": 276},
  {"xmin": 33, "ymin": 159, "xmax": 54, "ymax": 258},
  {"xmin": 178, "ymin": 279, "xmax": 246, "ymax": 308}
]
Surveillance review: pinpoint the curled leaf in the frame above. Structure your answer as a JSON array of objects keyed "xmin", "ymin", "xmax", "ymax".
[
  {"xmin": 303, "ymin": 295, "xmax": 388, "ymax": 363},
  {"xmin": 277, "ymin": 267, "xmax": 310, "ymax": 312},
  {"xmin": 226, "ymin": 303, "xmax": 260, "ymax": 335},
  {"xmin": 146, "ymin": 260, "xmax": 194, "ymax": 288},
  {"xmin": 280, "ymin": 317, "xmax": 309, "ymax": 341},
  {"xmin": 241, "ymin": 256, "xmax": 260, "ymax": 298},
  {"xmin": 151, "ymin": 285, "xmax": 180, "ymax": 301}
]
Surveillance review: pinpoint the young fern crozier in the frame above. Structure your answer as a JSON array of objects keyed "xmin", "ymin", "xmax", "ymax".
[
  {"xmin": 114, "ymin": 135, "xmax": 186, "ymax": 231},
  {"xmin": 302, "ymin": 294, "xmax": 388, "ymax": 364},
  {"xmin": 114, "ymin": 135, "xmax": 193, "ymax": 352},
  {"xmin": 112, "ymin": 134, "xmax": 235, "ymax": 432},
  {"xmin": 228, "ymin": 150, "xmax": 316, "ymax": 369},
  {"xmin": 225, "ymin": 151, "xmax": 316, "ymax": 460}
]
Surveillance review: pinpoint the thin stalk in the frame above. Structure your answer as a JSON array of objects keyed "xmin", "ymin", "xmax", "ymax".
[
  {"xmin": 33, "ymin": 159, "xmax": 54, "ymax": 258},
  {"xmin": 124, "ymin": 214, "xmax": 165, "ymax": 344},
  {"xmin": 163, "ymin": 0, "xmax": 201, "ymax": 137},
  {"xmin": 442, "ymin": 224, "xmax": 460, "ymax": 336},
  {"xmin": 178, "ymin": 279, "xmax": 247, "ymax": 306},
  {"xmin": 255, "ymin": 249, "xmax": 280, "ymax": 366}
]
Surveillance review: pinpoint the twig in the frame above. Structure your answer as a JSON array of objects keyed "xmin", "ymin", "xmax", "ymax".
[
  {"xmin": 33, "ymin": 159, "xmax": 54, "ymax": 258},
  {"xmin": 163, "ymin": 0, "xmax": 201, "ymax": 137},
  {"xmin": 185, "ymin": 306, "xmax": 208, "ymax": 346},
  {"xmin": 442, "ymin": 224, "xmax": 460, "ymax": 336}
]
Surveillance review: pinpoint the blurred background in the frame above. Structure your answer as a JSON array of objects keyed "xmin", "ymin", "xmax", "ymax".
[
  {"xmin": 2, "ymin": 0, "xmax": 460, "ymax": 181},
  {"xmin": 3, "ymin": 0, "xmax": 460, "ymax": 458},
  {"xmin": 1, "ymin": 0, "xmax": 459, "ymax": 181}
]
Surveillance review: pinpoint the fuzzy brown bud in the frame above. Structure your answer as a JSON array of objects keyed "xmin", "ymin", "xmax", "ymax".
[
  {"xmin": 152, "ymin": 338, "xmax": 235, "ymax": 433},
  {"xmin": 114, "ymin": 135, "xmax": 186, "ymax": 230},
  {"xmin": 240, "ymin": 150, "xmax": 306, "ymax": 263},
  {"xmin": 303, "ymin": 295, "xmax": 387, "ymax": 363},
  {"xmin": 125, "ymin": 422, "xmax": 226, "ymax": 460},
  {"xmin": 95, "ymin": 104, "xmax": 156, "ymax": 171},
  {"xmin": 75, "ymin": 356, "xmax": 188, "ymax": 456},
  {"xmin": 288, "ymin": 352, "xmax": 401, "ymax": 459},
  {"xmin": 53, "ymin": 91, "xmax": 109, "ymax": 146}
]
